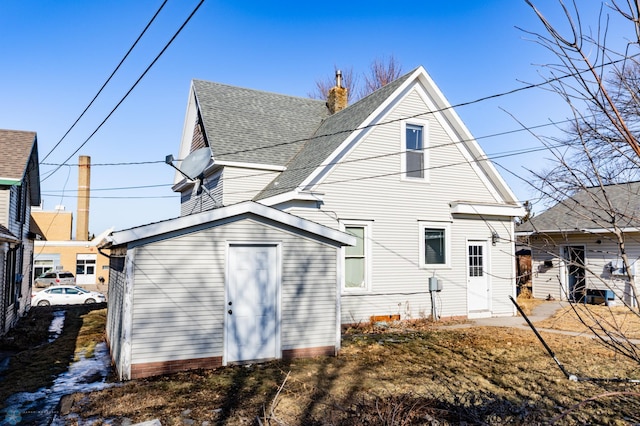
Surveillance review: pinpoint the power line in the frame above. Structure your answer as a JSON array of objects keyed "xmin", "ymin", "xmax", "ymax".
[
  {"xmin": 38, "ymin": 117, "xmax": 573, "ymax": 195},
  {"xmin": 41, "ymin": 193, "xmax": 178, "ymax": 200},
  {"xmin": 41, "ymin": 160, "xmax": 165, "ymax": 167},
  {"xmin": 42, "ymin": 0, "xmax": 206, "ymax": 182},
  {"xmin": 40, "ymin": 0, "xmax": 169, "ymax": 163}
]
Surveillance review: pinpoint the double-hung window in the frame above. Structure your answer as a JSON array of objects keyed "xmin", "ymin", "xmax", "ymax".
[
  {"xmin": 419, "ymin": 222, "xmax": 451, "ymax": 268},
  {"xmin": 343, "ymin": 222, "xmax": 372, "ymax": 291},
  {"xmin": 402, "ymin": 121, "xmax": 428, "ymax": 181}
]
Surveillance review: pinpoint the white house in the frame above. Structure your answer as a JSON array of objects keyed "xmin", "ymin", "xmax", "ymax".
[
  {"xmin": 516, "ymin": 182, "xmax": 640, "ymax": 305},
  {"xmin": 103, "ymin": 66, "xmax": 524, "ymax": 379},
  {"xmin": 174, "ymin": 66, "xmax": 524, "ymax": 323}
]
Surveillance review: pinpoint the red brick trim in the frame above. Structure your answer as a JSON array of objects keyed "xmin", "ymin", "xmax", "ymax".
[
  {"xmin": 130, "ymin": 356, "xmax": 223, "ymax": 379},
  {"xmin": 282, "ymin": 346, "xmax": 336, "ymax": 359}
]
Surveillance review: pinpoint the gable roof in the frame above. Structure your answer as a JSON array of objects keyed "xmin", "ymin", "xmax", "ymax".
[
  {"xmin": 517, "ymin": 182, "xmax": 640, "ymax": 234},
  {"xmin": 102, "ymin": 200, "xmax": 355, "ymax": 248},
  {"xmin": 180, "ymin": 66, "xmax": 520, "ymax": 207},
  {"xmin": 0, "ymin": 129, "xmax": 41, "ymax": 205}
]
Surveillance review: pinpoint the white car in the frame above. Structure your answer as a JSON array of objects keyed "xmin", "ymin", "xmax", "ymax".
[{"xmin": 32, "ymin": 285, "xmax": 106, "ymax": 307}]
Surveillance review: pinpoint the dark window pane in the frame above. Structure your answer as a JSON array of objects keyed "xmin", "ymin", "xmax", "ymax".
[
  {"xmin": 406, "ymin": 124, "xmax": 423, "ymax": 150},
  {"xmin": 425, "ymin": 229, "xmax": 445, "ymax": 264},
  {"xmin": 406, "ymin": 151, "xmax": 424, "ymax": 178}
]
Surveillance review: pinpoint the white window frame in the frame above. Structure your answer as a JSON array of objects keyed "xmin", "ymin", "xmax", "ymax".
[
  {"xmin": 401, "ymin": 119, "xmax": 429, "ymax": 182},
  {"xmin": 341, "ymin": 221, "xmax": 373, "ymax": 292},
  {"xmin": 419, "ymin": 222, "xmax": 451, "ymax": 269}
]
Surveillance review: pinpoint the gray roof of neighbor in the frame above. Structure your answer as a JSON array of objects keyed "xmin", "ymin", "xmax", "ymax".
[
  {"xmin": 517, "ymin": 182, "xmax": 640, "ymax": 233},
  {"xmin": 192, "ymin": 68, "xmax": 417, "ymax": 201},
  {"xmin": 0, "ymin": 129, "xmax": 40, "ymax": 205},
  {"xmin": 0, "ymin": 129, "xmax": 37, "ymax": 181}
]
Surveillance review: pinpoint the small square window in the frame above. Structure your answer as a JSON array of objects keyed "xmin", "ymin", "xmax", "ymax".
[{"xmin": 420, "ymin": 223, "xmax": 450, "ymax": 268}]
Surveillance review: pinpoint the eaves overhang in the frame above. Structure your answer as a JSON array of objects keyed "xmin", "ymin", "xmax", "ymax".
[
  {"xmin": 515, "ymin": 227, "xmax": 640, "ymax": 236},
  {"xmin": 102, "ymin": 201, "xmax": 354, "ymax": 248},
  {"xmin": 450, "ymin": 201, "xmax": 525, "ymax": 217}
]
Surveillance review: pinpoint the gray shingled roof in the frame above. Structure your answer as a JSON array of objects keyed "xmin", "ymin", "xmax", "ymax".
[
  {"xmin": 0, "ymin": 129, "xmax": 37, "ymax": 181},
  {"xmin": 193, "ymin": 69, "xmax": 419, "ymax": 202},
  {"xmin": 517, "ymin": 182, "xmax": 640, "ymax": 233},
  {"xmin": 0, "ymin": 129, "xmax": 40, "ymax": 206},
  {"xmin": 254, "ymin": 68, "xmax": 416, "ymax": 200},
  {"xmin": 193, "ymin": 80, "xmax": 329, "ymax": 166}
]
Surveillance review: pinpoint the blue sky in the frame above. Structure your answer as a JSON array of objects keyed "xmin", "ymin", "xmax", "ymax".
[{"xmin": 0, "ymin": 1, "xmax": 614, "ymax": 234}]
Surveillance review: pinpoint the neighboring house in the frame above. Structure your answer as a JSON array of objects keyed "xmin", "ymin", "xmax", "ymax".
[
  {"xmin": 31, "ymin": 206, "xmax": 111, "ymax": 292},
  {"xmin": 516, "ymin": 182, "xmax": 640, "ymax": 305},
  {"xmin": 103, "ymin": 66, "xmax": 523, "ymax": 379},
  {"xmin": 0, "ymin": 129, "xmax": 41, "ymax": 336}
]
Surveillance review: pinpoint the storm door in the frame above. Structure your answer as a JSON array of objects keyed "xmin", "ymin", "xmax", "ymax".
[{"xmin": 467, "ymin": 241, "xmax": 489, "ymax": 313}]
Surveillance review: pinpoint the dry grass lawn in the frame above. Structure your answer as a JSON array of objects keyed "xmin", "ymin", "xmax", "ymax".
[
  {"xmin": 535, "ymin": 304, "xmax": 640, "ymax": 339},
  {"xmin": 66, "ymin": 319, "xmax": 640, "ymax": 425},
  {"xmin": 4, "ymin": 302, "xmax": 640, "ymax": 425}
]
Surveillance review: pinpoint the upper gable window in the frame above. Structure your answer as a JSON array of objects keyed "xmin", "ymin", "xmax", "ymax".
[{"xmin": 401, "ymin": 121, "xmax": 429, "ymax": 181}]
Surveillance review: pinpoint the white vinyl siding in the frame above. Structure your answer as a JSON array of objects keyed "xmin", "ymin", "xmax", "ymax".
[
  {"xmin": 530, "ymin": 232, "xmax": 640, "ymax": 304},
  {"xmin": 105, "ymin": 255, "xmax": 129, "ymax": 379},
  {"xmin": 180, "ymin": 169, "xmax": 223, "ymax": 215},
  {"xmin": 180, "ymin": 167, "xmax": 281, "ymax": 215},
  {"xmin": 128, "ymin": 217, "xmax": 338, "ymax": 365},
  {"xmin": 0, "ymin": 189, "xmax": 9, "ymax": 225},
  {"xmin": 288, "ymin": 87, "xmax": 516, "ymax": 322},
  {"xmin": 222, "ymin": 167, "xmax": 280, "ymax": 205}
]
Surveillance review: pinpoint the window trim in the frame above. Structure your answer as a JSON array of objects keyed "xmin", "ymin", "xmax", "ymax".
[
  {"xmin": 419, "ymin": 222, "xmax": 451, "ymax": 269},
  {"xmin": 401, "ymin": 119, "xmax": 429, "ymax": 182},
  {"xmin": 341, "ymin": 221, "xmax": 373, "ymax": 293}
]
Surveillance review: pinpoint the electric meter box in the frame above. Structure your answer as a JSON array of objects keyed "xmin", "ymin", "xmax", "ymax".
[{"xmin": 429, "ymin": 276, "xmax": 442, "ymax": 292}]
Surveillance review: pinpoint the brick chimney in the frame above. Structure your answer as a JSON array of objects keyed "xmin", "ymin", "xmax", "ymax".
[
  {"xmin": 76, "ymin": 155, "xmax": 90, "ymax": 241},
  {"xmin": 327, "ymin": 70, "xmax": 348, "ymax": 114}
]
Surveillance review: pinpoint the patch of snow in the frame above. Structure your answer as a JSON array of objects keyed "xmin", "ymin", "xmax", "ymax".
[
  {"xmin": 1, "ymin": 342, "xmax": 113, "ymax": 425},
  {"xmin": 48, "ymin": 310, "xmax": 66, "ymax": 342}
]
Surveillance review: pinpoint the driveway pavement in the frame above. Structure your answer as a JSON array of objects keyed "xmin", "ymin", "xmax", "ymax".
[{"xmin": 437, "ymin": 300, "xmax": 582, "ymax": 336}]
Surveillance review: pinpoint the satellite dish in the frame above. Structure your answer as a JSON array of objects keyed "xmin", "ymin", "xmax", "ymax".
[
  {"xmin": 165, "ymin": 147, "xmax": 220, "ymax": 207},
  {"xmin": 179, "ymin": 147, "xmax": 212, "ymax": 179}
]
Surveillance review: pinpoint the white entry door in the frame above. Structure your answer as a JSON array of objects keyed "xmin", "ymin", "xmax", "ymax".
[
  {"xmin": 467, "ymin": 241, "xmax": 489, "ymax": 314},
  {"xmin": 226, "ymin": 244, "xmax": 279, "ymax": 364}
]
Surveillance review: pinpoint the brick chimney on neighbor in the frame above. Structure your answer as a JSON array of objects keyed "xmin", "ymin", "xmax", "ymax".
[
  {"xmin": 76, "ymin": 155, "xmax": 91, "ymax": 241},
  {"xmin": 327, "ymin": 70, "xmax": 348, "ymax": 114}
]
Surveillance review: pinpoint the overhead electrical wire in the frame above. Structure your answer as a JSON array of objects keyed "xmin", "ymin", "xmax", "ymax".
[
  {"xmin": 40, "ymin": 29, "xmax": 637, "ymax": 209},
  {"xmin": 40, "ymin": 0, "xmax": 169, "ymax": 163},
  {"xmin": 42, "ymin": 0, "xmax": 206, "ymax": 182}
]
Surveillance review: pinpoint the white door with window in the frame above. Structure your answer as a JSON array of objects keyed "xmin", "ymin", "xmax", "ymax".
[
  {"xmin": 76, "ymin": 254, "xmax": 97, "ymax": 285},
  {"xmin": 226, "ymin": 244, "xmax": 279, "ymax": 364},
  {"xmin": 467, "ymin": 241, "xmax": 490, "ymax": 316}
]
